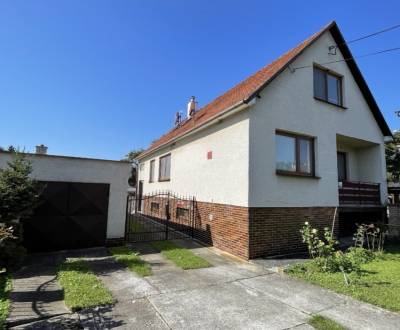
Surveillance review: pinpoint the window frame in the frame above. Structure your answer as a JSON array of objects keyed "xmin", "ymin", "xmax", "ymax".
[
  {"xmin": 150, "ymin": 202, "xmax": 159, "ymax": 214},
  {"xmin": 158, "ymin": 153, "xmax": 171, "ymax": 182},
  {"xmin": 275, "ymin": 130, "xmax": 316, "ymax": 177},
  {"xmin": 337, "ymin": 151, "xmax": 347, "ymax": 182},
  {"xmin": 313, "ymin": 65, "xmax": 344, "ymax": 108},
  {"xmin": 149, "ymin": 159, "xmax": 155, "ymax": 183},
  {"xmin": 176, "ymin": 207, "xmax": 189, "ymax": 219}
]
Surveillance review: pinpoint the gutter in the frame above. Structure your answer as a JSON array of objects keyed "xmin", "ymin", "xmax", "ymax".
[{"xmin": 138, "ymin": 99, "xmax": 255, "ymax": 160}]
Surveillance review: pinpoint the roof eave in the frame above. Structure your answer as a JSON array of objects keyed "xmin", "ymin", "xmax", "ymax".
[
  {"xmin": 138, "ymin": 99, "xmax": 250, "ymax": 160},
  {"xmin": 328, "ymin": 24, "xmax": 392, "ymax": 137},
  {"xmin": 245, "ymin": 22, "xmax": 392, "ymax": 138}
]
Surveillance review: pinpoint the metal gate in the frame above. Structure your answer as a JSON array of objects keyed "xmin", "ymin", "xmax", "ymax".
[
  {"xmin": 24, "ymin": 181, "xmax": 109, "ymax": 252},
  {"xmin": 125, "ymin": 191, "xmax": 196, "ymax": 242}
]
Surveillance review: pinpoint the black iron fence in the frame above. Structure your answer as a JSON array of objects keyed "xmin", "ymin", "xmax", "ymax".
[{"xmin": 125, "ymin": 191, "xmax": 196, "ymax": 242}]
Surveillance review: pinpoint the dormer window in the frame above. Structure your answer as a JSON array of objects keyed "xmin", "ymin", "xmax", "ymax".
[{"xmin": 313, "ymin": 65, "xmax": 343, "ymax": 106}]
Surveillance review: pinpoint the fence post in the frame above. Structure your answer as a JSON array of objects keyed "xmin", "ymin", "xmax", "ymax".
[
  {"xmin": 125, "ymin": 194, "xmax": 130, "ymax": 241},
  {"xmin": 166, "ymin": 192, "xmax": 170, "ymax": 240},
  {"xmin": 191, "ymin": 197, "xmax": 195, "ymax": 238}
]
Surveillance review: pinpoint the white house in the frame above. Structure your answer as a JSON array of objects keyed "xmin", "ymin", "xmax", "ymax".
[{"xmin": 137, "ymin": 21, "xmax": 392, "ymax": 259}]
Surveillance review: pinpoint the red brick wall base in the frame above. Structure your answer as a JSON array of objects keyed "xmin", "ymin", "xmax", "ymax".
[
  {"xmin": 193, "ymin": 201, "xmax": 249, "ymax": 259},
  {"xmin": 248, "ymin": 207, "xmax": 337, "ymax": 258}
]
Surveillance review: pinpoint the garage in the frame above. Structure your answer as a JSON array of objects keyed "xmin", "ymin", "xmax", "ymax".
[
  {"xmin": 0, "ymin": 148, "xmax": 132, "ymax": 252},
  {"xmin": 24, "ymin": 181, "xmax": 110, "ymax": 252}
]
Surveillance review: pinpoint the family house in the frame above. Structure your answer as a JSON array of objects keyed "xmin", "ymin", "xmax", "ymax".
[{"xmin": 137, "ymin": 21, "xmax": 392, "ymax": 259}]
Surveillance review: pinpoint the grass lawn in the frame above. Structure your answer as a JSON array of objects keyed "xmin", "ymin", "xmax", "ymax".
[
  {"xmin": 109, "ymin": 246, "xmax": 152, "ymax": 277},
  {"xmin": 57, "ymin": 259, "xmax": 114, "ymax": 311},
  {"xmin": 151, "ymin": 241, "xmax": 211, "ymax": 269},
  {"xmin": 286, "ymin": 245, "xmax": 400, "ymax": 312},
  {"xmin": 308, "ymin": 315, "xmax": 347, "ymax": 330},
  {"xmin": 0, "ymin": 273, "xmax": 11, "ymax": 330}
]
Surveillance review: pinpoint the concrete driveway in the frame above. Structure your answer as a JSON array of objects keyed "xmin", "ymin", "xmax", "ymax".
[{"xmin": 8, "ymin": 240, "xmax": 400, "ymax": 329}]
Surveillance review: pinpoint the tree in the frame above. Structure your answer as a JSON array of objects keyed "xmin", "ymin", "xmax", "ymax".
[
  {"xmin": 122, "ymin": 149, "xmax": 144, "ymax": 188},
  {"xmin": 123, "ymin": 149, "xmax": 144, "ymax": 165},
  {"xmin": 386, "ymin": 131, "xmax": 400, "ymax": 182},
  {"xmin": 0, "ymin": 153, "xmax": 43, "ymax": 223},
  {"xmin": 0, "ymin": 152, "xmax": 43, "ymax": 269}
]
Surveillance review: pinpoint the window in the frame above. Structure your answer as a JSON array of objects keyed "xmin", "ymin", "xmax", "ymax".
[
  {"xmin": 150, "ymin": 202, "xmax": 159, "ymax": 213},
  {"xmin": 176, "ymin": 207, "xmax": 189, "ymax": 219},
  {"xmin": 276, "ymin": 132, "xmax": 315, "ymax": 176},
  {"xmin": 337, "ymin": 152, "xmax": 347, "ymax": 182},
  {"xmin": 159, "ymin": 154, "xmax": 171, "ymax": 181},
  {"xmin": 149, "ymin": 159, "xmax": 155, "ymax": 182},
  {"xmin": 313, "ymin": 66, "xmax": 342, "ymax": 106}
]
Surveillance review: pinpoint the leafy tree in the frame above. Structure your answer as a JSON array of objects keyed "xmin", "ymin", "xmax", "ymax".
[
  {"xmin": 123, "ymin": 149, "xmax": 144, "ymax": 165},
  {"xmin": 122, "ymin": 149, "xmax": 144, "ymax": 187},
  {"xmin": 0, "ymin": 152, "xmax": 43, "ymax": 269},
  {"xmin": 386, "ymin": 131, "xmax": 400, "ymax": 182}
]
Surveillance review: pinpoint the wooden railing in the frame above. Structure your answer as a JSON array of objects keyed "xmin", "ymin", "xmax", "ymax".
[{"xmin": 339, "ymin": 181, "xmax": 381, "ymax": 206}]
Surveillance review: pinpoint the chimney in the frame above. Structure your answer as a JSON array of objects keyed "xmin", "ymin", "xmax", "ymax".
[
  {"xmin": 35, "ymin": 144, "xmax": 48, "ymax": 155},
  {"xmin": 187, "ymin": 96, "xmax": 197, "ymax": 118}
]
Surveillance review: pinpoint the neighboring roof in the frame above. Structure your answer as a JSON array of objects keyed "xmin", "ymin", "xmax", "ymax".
[
  {"xmin": 0, "ymin": 150, "xmax": 130, "ymax": 165},
  {"xmin": 140, "ymin": 21, "xmax": 391, "ymax": 158}
]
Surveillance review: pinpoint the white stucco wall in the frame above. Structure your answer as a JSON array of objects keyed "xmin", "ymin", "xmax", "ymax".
[
  {"xmin": 138, "ymin": 110, "xmax": 250, "ymax": 206},
  {"xmin": 0, "ymin": 152, "xmax": 131, "ymax": 239},
  {"xmin": 138, "ymin": 30, "xmax": 388, "ymax": 209},
  {"xmin": 248, "ymin": 30, "xmax": 388, "ymax": 207}
]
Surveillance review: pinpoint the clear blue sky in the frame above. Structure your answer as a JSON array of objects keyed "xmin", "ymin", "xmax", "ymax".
[{"xmin": 1, "ymin": 1, "xmax": 399, "ymax": 160}]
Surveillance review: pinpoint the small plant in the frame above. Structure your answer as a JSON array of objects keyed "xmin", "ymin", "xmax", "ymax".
[
  {"xmin": 353, "ymin": 223, "xmax": 388, "ymax": 252},
  {"xmin": 300, "ymin": 221, "xmax": 376, "ymax": 285},
  {"xmin": 0, "ymin": 223, "xmax": 26, "ymax": 270},
  {"xmin": 300, "ymin": 220, "xmax": 337, "ymax": 259},
  {"xmin": 300, "ymin": 221, "xmax": 321, "ymax": 258}
]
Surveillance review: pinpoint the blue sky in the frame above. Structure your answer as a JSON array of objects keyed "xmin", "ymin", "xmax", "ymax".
[{"xmin": 0, "ymin": 1, "xmax": 399, "ymax": 160}]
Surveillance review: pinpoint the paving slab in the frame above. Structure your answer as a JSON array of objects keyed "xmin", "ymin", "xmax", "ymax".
[
  {"xmin": 7, "ymin": 253, "xmax": 69, "ymax": 328},
  {"xmin": 87, "ymin": 254, "xmax": 159, "ymax": 300},
  {"xmin": 149, "ymin": 281, "xmax": 309, "ymax": 330},
  {"xmin": 252, "ymin": 256, "xmax": 308, "ymax": 273},
  {"xmin": 319, "ymin": 296, "xmax": 400, "ymax": 330},
  {"xmin": 77, "ymin": 300, "xmax": 168, "ymax": 330},
  {"xmin": 171, "ymin": 239, "xmax": 239, "ymax": 266},
  {"xmin": 76, "ymin": 248, "xmax": 167, "ymax": 329},
  {"xmin": 289, "ymin": 324, "xmax": 314, "ymax": 330},
  {"xmin": 239, "ymin": 273, "xmax": 345, "ymax": 314}
]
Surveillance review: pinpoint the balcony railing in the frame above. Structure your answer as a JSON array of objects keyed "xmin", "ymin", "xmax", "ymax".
[{"xmin": 338, "ymin": 181, "xmax": 381, "ymax": 206}]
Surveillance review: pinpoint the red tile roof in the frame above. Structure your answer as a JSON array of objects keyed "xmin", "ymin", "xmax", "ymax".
[{"xmin": 140, "ymin": 22, "xmax": 335, "ymax": 157}]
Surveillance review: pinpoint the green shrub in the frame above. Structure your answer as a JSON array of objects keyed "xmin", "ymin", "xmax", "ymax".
[
  {"xmin": 299, "ymin": 222, "xmax": 378, "ymax": 284},
  {"xmin": 347, "ymin": 247, "xmax": 374, "ymax": 265},
  {"xmin": 300, "ymin": 220, "xmax": 337, "ymax": 259},
  {"xmin": 0, "ymin": 152, "xmax": 43, "ymax": 270},
  {"xmin": 0, "ymin": 224, "xmax": 26, "ymax": 270}
]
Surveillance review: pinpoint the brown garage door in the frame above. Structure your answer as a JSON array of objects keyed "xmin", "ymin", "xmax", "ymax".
[{"xmin": 23, "ymin": 181, "xmax": 110, "ymax": 252}]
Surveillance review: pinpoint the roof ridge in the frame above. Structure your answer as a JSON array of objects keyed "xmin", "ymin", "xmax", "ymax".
[{"xmin": 142, "ymin": 21, "xmax": 335, "ymax": 156}]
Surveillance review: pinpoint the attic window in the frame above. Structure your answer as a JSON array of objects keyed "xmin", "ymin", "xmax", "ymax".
[{"xmin": 313, "ymin": 66, "xmax": 343, "ymax": 106}]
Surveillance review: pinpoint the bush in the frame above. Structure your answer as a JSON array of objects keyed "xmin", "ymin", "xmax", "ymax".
[
  {"xmin": 299, "ymin": 221, "xmax": 377, "ymax": 284},
  {"xmin": 0, "ymin": 224, "xmax": 26, "ymax": 270},
  {"xmin": 347, "ymin": 247, "xmax": 375, "ymax": 265},
  {"xmin": 300, "ymin": 221, "xmax": 337, "ymax": 259}
]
